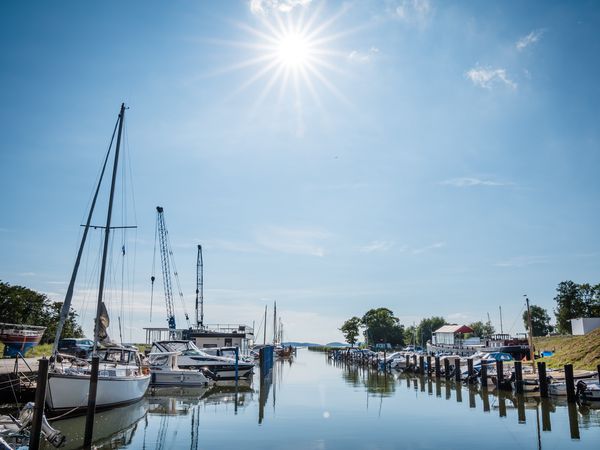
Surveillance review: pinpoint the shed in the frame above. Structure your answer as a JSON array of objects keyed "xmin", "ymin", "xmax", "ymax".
[{"xmin": 570, "ymin": 318, "xmax": 600, "ymax": 335}]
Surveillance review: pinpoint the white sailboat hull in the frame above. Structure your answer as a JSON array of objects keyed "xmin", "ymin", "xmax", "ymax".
[
  {"xmin": 150, "ymin": 370, "xmax": 212, "ymax": 387},
  {"xmin": 46, "ymin": 372, "xmax": 150, "ymax": 414}
]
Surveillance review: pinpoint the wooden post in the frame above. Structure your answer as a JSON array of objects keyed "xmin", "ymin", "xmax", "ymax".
[
  {"xmin": 564, "ymin": 364, "xmax": 576, "ymax": 403},
  {"xmin": 426, "ymin": 356, "xmax": 432, "ymax": 376},
  {"xmin": 419, "ymin": 355, "xmax": 425, "ymax": 375},
  {"xmin": 467, "ymin": 358, "xmax": 474, "ymax": 382},
  {"xmin": 444, "ymin": 358, "xmax": 450, "ymax": 379},
  {"xmin": 517, "ymin": 396, "xmax": 526, "ymax": 423},
  {"xmin": 454, "ymin": 358, "xmax": 461, "ymax": 382},
  {"xmin": 567, "ymin": 401, "xmax": 580, "ymax": 439},
  {"xmin": 405, "ymin": 355, "xmax": 410, "ymax": 371},
  {"xmin": 496, "ymin": 360, "xmax": 503, "ymax": 390},
  {"xmin": 480, "ymin": 360, "xmax": 488, "ymax": 386},
  {"xmin": 29, "ymin": 358, "xmax": 49, "ymax": 450},
  {"xmin": 597, "ymin": 364, "xmax": 600, "ymax": 383},
  {"xmin": 514, "ymin": 360, "xmax": 523, "ymax": 394},
  {"xmin": 435, "ymin": 356, "xmax": 441, "ymax": 378},
  {"xmin": 541, "ymin": 398, "xmax": 552, "ymax": 431},
  {"xmin": 538, "ymin": 362, "xmax": 548, "ymax": 398},
  {"xmin": 482, "ymin": 387, "xmax": 490, "ymax": 412},
  {"xmin": 84, "ymin": 356, "xmax": 100, "ymax": 448},
  {"xmin": 412, "ymin": 354, "xmax": 417, "ymax": 370}
]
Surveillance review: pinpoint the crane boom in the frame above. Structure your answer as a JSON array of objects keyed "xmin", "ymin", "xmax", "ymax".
[{"xmin": 156, "ymin": 206, "xmax": 177, "ymax": 336}]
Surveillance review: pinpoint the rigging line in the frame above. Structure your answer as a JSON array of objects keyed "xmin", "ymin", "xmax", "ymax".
[
  {"xmin": 165, "ymin": 226, "xmax": 190, "ymax": 327},
  {"xmin": 150, "ymin": 215, "xmax": 158, "ymax": 323},
  {"xmin": 507, "ymin": 303, "xmax": 527, "ymax": 334}
]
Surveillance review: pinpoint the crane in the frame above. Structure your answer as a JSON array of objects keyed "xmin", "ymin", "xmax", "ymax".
[{"xmin": 152, "ymin": 206, "xmax": 190, "ymax": 338}]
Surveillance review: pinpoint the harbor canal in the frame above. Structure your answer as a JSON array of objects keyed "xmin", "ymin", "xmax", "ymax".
[{"xmin": 41, "ymin": 349, "xmax": 600, "ymax": 449}]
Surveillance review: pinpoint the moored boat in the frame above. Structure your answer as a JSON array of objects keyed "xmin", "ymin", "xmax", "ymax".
[{"xmin": 0, "ymin": 323, "xmax": 46, "ymax": 357}]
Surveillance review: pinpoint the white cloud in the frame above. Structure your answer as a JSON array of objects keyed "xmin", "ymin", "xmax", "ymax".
[
  {"xmin": 495, "ymin": 255, "xmax": 549, "ymax": 268},
  {"xmin": 516, "ymin": 29, "xmax": 544, "ymax": 51},
  {"xmin": 359, "ymin": 240, "xmax": 395, "ymax": 253},
  {"xmin": 347, "ymin": 47, "xmax": 380, "ymax": 64},
  {"xmin": 466, "ymin": 66, "xmax": 517, "ymax": 89},
  {"xmin": 17, "ymin": 272, "xmax": 36, "ymax": 276},
  {"xmin": 250, "ymin": 0, "xmax": 312, "ymax": 16},
  {"xmin": 412, "ymin": 242, "xmax": 445, "ymax": 255},
  {"xmin": 441, "ymin": 177, "xmax": 511, "ymax": 187},
  {"xmin": 394, "ymin": 0, "xmax": 432, "ymax": 23},
  {"xmin": 255, "ymin": 226, "xmax": 330, "ymax": 257}
]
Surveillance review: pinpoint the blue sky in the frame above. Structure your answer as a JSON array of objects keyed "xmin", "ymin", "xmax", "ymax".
[{"xmin": 1, "ymin": 0, "xmax": 599, "ymax": 344}]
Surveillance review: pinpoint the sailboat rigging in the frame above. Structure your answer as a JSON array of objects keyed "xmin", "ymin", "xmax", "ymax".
[{"xmin": 47, "ymin": 103, "xmax": 150, "ymax": 418}]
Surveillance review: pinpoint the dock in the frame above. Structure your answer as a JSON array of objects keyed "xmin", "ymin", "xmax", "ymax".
[{"xmin": 0, "ymin": 357, "xmax": 39, "ymax": 403}]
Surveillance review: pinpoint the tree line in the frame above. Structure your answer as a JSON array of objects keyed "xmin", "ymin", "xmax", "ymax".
[
  {"xmin": 0, "ymin": 281, "xmax": 83, "ymax": 343},
  {"xmin": 340, "ymin": 280, "xmax": 600, "ymax": 346}
]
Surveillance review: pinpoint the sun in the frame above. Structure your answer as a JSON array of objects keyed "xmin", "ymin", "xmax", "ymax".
[{"xmin": 276, "ymin": 32, "xmax": 310, "ymax": 68}]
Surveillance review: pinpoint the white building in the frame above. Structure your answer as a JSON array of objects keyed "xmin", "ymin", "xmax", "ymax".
[
  {"xmin": 432, "ymin": 324, "xmax": 474, "ymax": 346},
  {"xmin": 570, "ymin": 317, "xmax": 600, "ymax": 335}
]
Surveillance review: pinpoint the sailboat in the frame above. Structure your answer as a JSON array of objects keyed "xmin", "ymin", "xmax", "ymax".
[{"xmin": 46, "ymin": 103, "xmax": 150, "ymax": 415}]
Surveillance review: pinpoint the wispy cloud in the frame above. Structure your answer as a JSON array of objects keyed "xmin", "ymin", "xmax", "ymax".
[
  {"xmin": 17, "ymin": 272, "xmax": 36, "ymax": 277},
  {"xmin": 412, "ymin": 242, "xmax": 445, "ymax": 255},
  {"xmin": 204, "ymin": 239, "xmax": 262, "ymax": 254},
  {"xmin": 304, "ymin": 182, "xmax": 369, "ymax": 191},
  {"xmin": 516, "ymin": 29, "xmax": 545, "ymax": 51},
  {"xmin": 255, "ymin": 226, "xmax": 330, "ymax": 257},
  {"xmin": 441, "ymin": 177, "xmax": 512, "ymax": 188},
  {"xmin": 359, "ymin": 240, "xmax": 395, "ymax": 253},
  {"xmin": 347, "ymin": 47, "xmax": 380, "ymax": 64},
  {"xmin": 495, "ymin": 255, "xmax": 549, "ymax": 268},
  {"xmin": 466, "ymin": 66, "xmax": 517, "ymax": 89},
  {"xmin": 394, "ymin": 0, "xmax": 432, "ymax": 24},
  {"xmin": 249, "ymin": 0, "xmax": 312, "ymax": 16}
]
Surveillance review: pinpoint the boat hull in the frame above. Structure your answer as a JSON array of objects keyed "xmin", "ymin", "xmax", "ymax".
[
  {"xmin": 46, "ymin": 372, "xmax": 150, "ymax": 415},
  {"xmin": 150, "ymin": 370, "xmax": 212, "ymax": 387}
]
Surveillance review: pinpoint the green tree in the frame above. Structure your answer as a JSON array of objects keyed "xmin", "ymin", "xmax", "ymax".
[
  {"xmin": 361, "ymin": 308, "xmax": 404, "ymax": 347},
  {"xmin": 403, "ymin": 325, "xmax": 416, "ymax": 346},
  {"xmin": 0, "ymin": 281, "xmax": 83, "ymax": 344},
  {"xmin": 579, "ymin": 283, "xmax": 600, "ymax": 317},
  {"xmin": 554, "ymin": 280, "xmax": 586, "ymax": 334},
  {"xmin": 339, "ymin": 317, "xmax": 362, "ymax": 347},
  {"xmin": 417, "ymin": 316, "xmax": 446, "ymax": 344},
  {"xmin": 468, "ymin": 320, "xmax": 495, "ymax": 338},
  {"xmin": 522, "ymin": 304, "xmax": 553, "ymax": 336}
]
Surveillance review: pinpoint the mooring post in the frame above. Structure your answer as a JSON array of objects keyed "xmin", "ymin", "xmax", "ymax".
[
  {"xmin": 435, "ymin": 356, "xmax": 441, "ymax": 378},
  {"xmin": 564, "ymin": 364, "xmax": 576, "ymax": 403},
  {"xmin": 517, "ymin": 396, "xmax": 526, "ymax": 423},
  {"xmin": 538, "ymin": 361, "xmax": 548, "ymax": 398},
  {"xmin": 412, "ymin": 354, "xmax": 417, "ymax": 371},
  {"xmin": 496, "ymin": 360, "xmax": 503, "ymax": 390},
  {"xmin": 454, "ymin": 358, "xmax": 461, "ymax": 382},
  {"xmin": 541, "ymin": 398, "xmax": 552, "ymax": 431},
  {"xmin": 235, "ymin": 346, "xmax": 239, "ymax": 387},
  {"xmin": 426, "ymin": 356, "xmax": 432, "ymax": 376},
  {"xmin": 405, "ymin": 355, "xmax": 409, "ymax": 371},
  {"xmin": 83, "ymin": 356, "xmax": 100, "ymax": 448},
  {"xmin": 514, "ymin": 360, "xmax": 523, "ymax": 394},
  {"xmin": 567, "ymin": 401, "xmax": 580, "ymax": 439},
  {"xmin": 29, "ymin": 357, "xmax": 49, "ymax": 450},
  {"xmin": 419, "ymin": 355, "xmax": 425, "ymax": 375},
  {"xmin": 444, "ymin": 358, "xmax": 450, "ymax": 379},
  {"xmin": 480, "ymin": 360, "xmax": 488, "ymax": 386},
  {"xmin": 467, "ymin": 358, "xmax": 474, "ymax": 383},
  {"xmin": 597, "ymin": 364, "xmax": 600, "ymax": 383}
]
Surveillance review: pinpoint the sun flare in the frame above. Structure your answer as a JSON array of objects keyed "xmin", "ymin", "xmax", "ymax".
[{"xmin": 276, "ymin": 32, "xmax": 310, "ymax": 68}]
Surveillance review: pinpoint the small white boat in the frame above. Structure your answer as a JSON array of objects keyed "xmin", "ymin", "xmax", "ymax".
[
  {"xmin": 47, "ymin": 347, "xmax": 150, "ymax": 414},
  {"xmin": 548, "ymin": 377, "xmax": 598, "ymax": 396},
  {"xmin": 577, "ymin": 380, "xmax": 600, "ymax": 401},
  {"xmin": 148, "ymin": 352, "xmax": 214, "ymax": 387}
]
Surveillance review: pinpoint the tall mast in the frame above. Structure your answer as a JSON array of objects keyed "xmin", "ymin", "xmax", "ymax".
[
  {"xmin": 51, "ymin": 117, "xmax": 119, "ymax": 356},
  {"xmin": 525, "ymin": 296, "xmax": 536, "ymax": 372},
  {"xmin": 499, "ymin": 306, "xmax": 504, "ymax": 335},
  {"xmin": 273, "ymin": 301, "xmax": 277, "ymax": 345},
  {"xmin": 93, "ymin": 103, "xmax": 125, "ymax": 352},
  {"xmin": 263, "ymin": 305, "xmax": 267, "ymax": 345},
  {"xmin": 196, "ymin": 245, "xmax": 204, "ymax": 329}
]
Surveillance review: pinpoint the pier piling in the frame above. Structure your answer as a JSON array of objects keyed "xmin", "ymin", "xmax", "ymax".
[
  {"xmin": 454, "ymin": 358, "xmax": 461, "ymax": 382},
  {"xmin": 29, "ymin": 357, "xmax": 48, "ymax": 450},
  {"xmin": 426, "ymin": 356, "xmax": 431, "ymax": 376},
  {"xmin": 496, "ymin": 360, "xmax": 503, "ymax": 390},
  {"xmin": 480, "ymin": 360, "xmax": 488, "ymax": 386},
  {"xmin": 84, "ymin": 356, "xmax": 100, "ymax": 448},
  {"xmin": 435, "ymin": 356, "xmax": 441, "ymax": 378},
  {"xmin": 514, "ymin": 361, "xmax": 523, "ymax": 394},
  {"xmin": 444, "ymin": 359, "xmax": 450, "ymax": 379},
  {"xmin": 419, "ymin": 356, "xmax": 425, "ymax": 375},
  {"xmin": 564, "ymin": 364, "xmax": 576, "ymax": 403},
  {"xmin": 467, "ymin": 358, "xmax": 474, "ymax": 383},
  {"xmin": 538, "ymin": 362, "xmax": 548, "ymax": 398}
]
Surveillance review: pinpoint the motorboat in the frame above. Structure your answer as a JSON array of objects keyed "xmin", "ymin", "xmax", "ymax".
[
  {"xmin": 148, "ymin": 351, "xmax": 215, "ymax": 387},
  {"xmin": 150, "ymin": 340, "xmax": 254, "ymax": 380},
  {"xmin": 577, "ymin": 380, "xmax": 600, "ymax": 402}
]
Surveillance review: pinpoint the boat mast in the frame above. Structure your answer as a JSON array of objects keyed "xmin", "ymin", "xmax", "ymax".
[
  {"xmin": 273, "ymin": 301, "xmax": 277, "ymax": 345},
  {"xmin": 92, "ymin": 103, "xmax": 125, "ymax": 353},
  {"xmin": 499, "ymin": 305, "xmax": 504, "ymax": 335},
  {"xmin": 263, "ymin": 305, "xmax": 267, "ymax": 345},
  {"xmin": 51, "ymin": 115, "xmax": 119, "ymax": 356},
  {"xmin": 196, "ymin": 244, "xmax": 203, "ymax": 329},
  {"xmin": 525, "ymin": 295, "xmax": 536, "ymax": 372}
]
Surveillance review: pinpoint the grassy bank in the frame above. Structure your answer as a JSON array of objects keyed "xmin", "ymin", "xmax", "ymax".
[
  {"xmin": 308, "ymin": 346, "xmax": 350, "ymax": 352},
  {"xmin": 533, "ymin": 328, "xmax": 600, "ymax": 371}
]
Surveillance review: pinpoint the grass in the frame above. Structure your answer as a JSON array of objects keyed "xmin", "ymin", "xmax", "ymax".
[{"xmin": 533, "ymin": 327, "xmax": 600, "ymax": 371}]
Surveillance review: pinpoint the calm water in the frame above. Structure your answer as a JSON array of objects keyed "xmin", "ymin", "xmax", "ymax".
[{"xmin": 47, "ymin": 349, "xmax": 600, "ymax": 449}]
